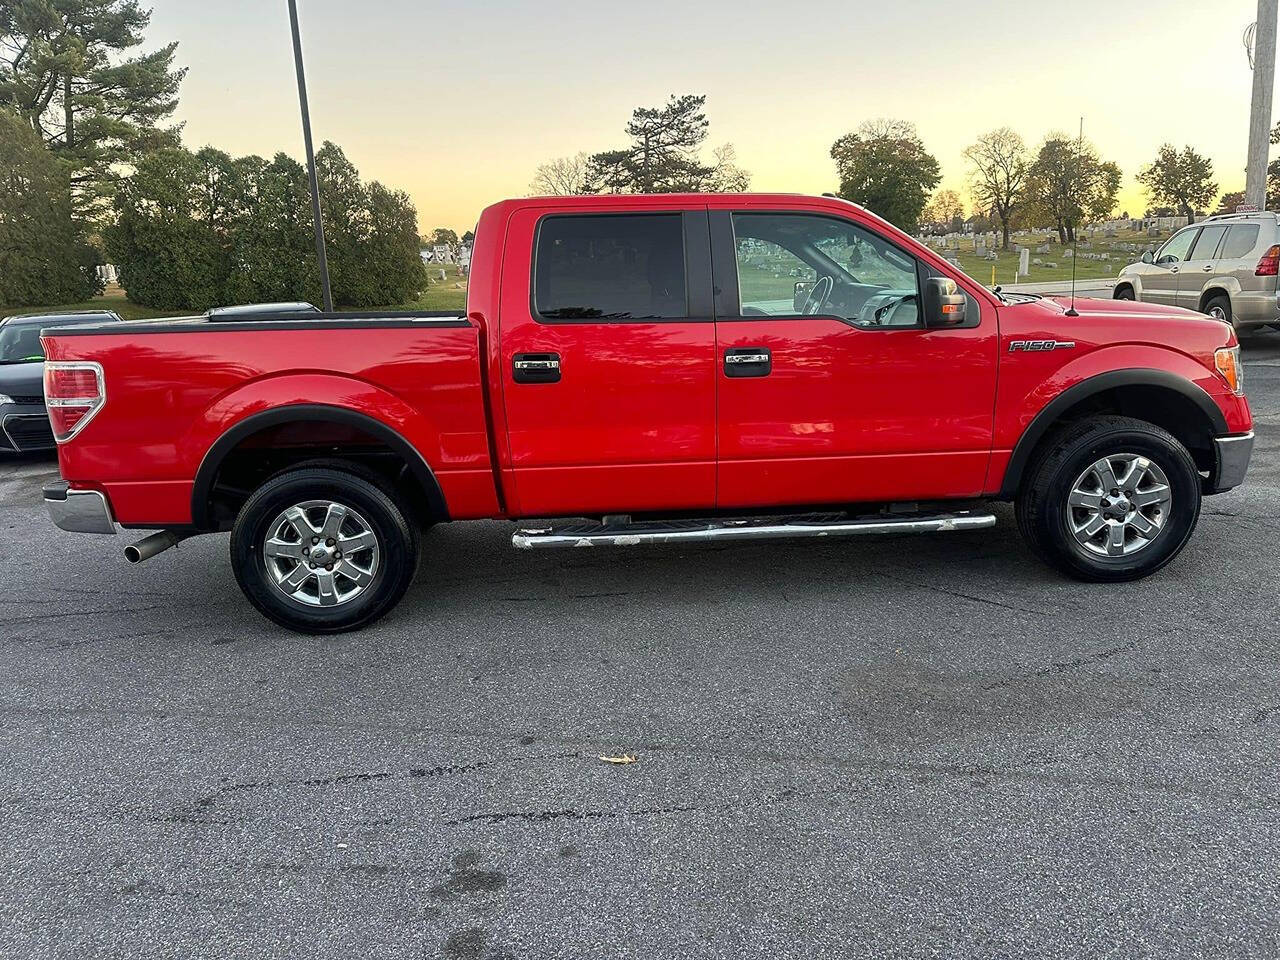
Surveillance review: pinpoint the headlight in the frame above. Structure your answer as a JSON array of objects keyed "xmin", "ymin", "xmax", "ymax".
[
  {"xmin": 1214, "ymin": 346, "xmax": 1244, "ymax": 395},
  {"xmin": 0, "ymin": 394, "xmax": 12, "ymax": 405}
]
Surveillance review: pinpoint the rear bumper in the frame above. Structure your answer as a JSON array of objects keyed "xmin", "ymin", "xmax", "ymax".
[
  {"xmin": 43, "ymin": 480, "xmax": 117, "ymax": 534},
  {"xmin": 1230, "ymin": 290, "xmax": 1279, "ymax": 326},
  {"xmin": 1207, "ymin": 431, "xmax": 1254, "ymax": 494}
]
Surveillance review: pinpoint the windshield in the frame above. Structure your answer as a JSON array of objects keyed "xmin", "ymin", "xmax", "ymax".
[{"xmin": 0, "ymin": 324, "xmax": 46, "ymax": 364}]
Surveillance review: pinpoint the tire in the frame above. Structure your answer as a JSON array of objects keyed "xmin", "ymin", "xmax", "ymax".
[
  {"xmin": 1202, "ymin": 293, "xmax": 1231, "ymax": 327},
  {"xmin": 230, "ymin": 466, "xmax": 419, "ymax": 633},
  {"xmin": 1015, "ymin": 416, "xmax": 1201, "ymax": 582},
  {"xmin": 1113, "ymin": 285, "xmax": 1135, "ymax": 301}
]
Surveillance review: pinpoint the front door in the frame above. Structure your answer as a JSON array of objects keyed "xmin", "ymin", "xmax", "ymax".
[
  {"xmin": 499, "ymin": 206, "xmax": 717, "ymax": 516},
  {"xmin": 1143, "ymin": 226, "xmax": 1198, "ymax": 306},
  {"xmin": 710, "ymin": 206, "xmax": 998, "ymax": 509}
]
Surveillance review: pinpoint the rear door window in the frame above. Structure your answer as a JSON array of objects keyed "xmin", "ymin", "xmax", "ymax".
[
  {"xmin": 1187, "ymin": 225, "xmax": 1227, "ymax": 260},
  {"xmin": 1219, "ymin": 224, "xmax": 1261, "ymax": 260},
  {"xmin": 533, "ymin": 214, "xmax": 687, "ymax": 321}
]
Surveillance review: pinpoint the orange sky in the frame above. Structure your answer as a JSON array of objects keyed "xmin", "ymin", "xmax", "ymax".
[{"xmin": 150, "ymin": 0, "xmax": 1264, "ymax": 232}]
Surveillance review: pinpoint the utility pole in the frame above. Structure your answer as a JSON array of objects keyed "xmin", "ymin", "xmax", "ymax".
[
  {"xmin": 287, "ymin": 0, "xmax": 333, "ymax": 312},
  {"xmin": 1246, "ymin": 0, "xmax": 1277, "ymax": 211}
]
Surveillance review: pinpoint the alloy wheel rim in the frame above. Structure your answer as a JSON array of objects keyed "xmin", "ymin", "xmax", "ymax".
[
  {"xmin": 1066, "ymin": 453, "xmax": 1172, "ymax": 558},
  {"xmin": 263, "ymin": 499, "xmax": 380, "ymax": 606},
  {"xmin": 1208, "ymin": 305, "xmax": 1227, "ymax": 321}
]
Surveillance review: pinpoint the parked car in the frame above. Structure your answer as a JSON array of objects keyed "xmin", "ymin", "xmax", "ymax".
[
  {"xmin": 41, "ymin": 193, "xmax": 1253, "ymax": 633},
  {"xmin": 1114, "ymin": 211, "xmax": 1280, "ymax": 331},
  {"xmin": 0, "ymin": 311, "xmax": 121, "ymax": 453}
]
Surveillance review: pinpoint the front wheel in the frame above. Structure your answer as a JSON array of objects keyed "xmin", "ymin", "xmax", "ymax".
[
  {"xmin": 1016, "ymin": 416, "xmax": 1201, "ymax": 582},
  {"xmin": 230, "ymin": 466, "xmax": 419, "ymax": 633}
]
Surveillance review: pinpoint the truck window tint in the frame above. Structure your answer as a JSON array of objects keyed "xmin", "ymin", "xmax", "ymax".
[
  {"xmin": 1219, "ymin": 224, "xmax": 1260, "ymax": 259},
  {"xmin": 1187, "ymin": 225, "xmax": 1226, "ymax": 260},
  {"xmin": 534, "ymin": 214, "xmax": 687, "ymax": 320},
  {"xmin": 732, "ymin": 213, "xmax": 921, "ymax": 327}
]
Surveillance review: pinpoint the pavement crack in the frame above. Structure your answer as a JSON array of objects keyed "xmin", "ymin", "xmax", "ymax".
[{"xmin": 981, "ymin": 640, "xmax": 1141, "ymax": 691}]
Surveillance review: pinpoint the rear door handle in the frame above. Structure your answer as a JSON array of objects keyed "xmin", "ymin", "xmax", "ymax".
[
  {"xmin": 724, "ymin": 347, "xmax": 771, "ymax": 378},
  {"xmin": 1170, "ymin": 266, "xmax": 1180, "ymax": 274},
  {"xmin": 1203, "ymin": 264, "xmax": 1213, "ymax": 271},
  {"xmin": 513, "ymin": 352, "xmax": 561, "ymax": 384}
]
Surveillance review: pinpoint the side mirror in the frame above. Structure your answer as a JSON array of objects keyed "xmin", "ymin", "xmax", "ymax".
[
  {"xmin": 923, "ymin": 277, "xmax": 967, "ymax": 328},
  {"xmin": 793, "ymin": 280, "xmax": 812, "ymax": 313},
  {"xmin": 1140, "ymin": 249, "xmax": 1154, "ymax": 264}
]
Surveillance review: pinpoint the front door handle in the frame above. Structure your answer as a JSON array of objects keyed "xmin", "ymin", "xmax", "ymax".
[
  {"xmin": 724, "ymin": 347, "xmax": 771, "ymax": 378},
  {"xmin": 1203, "ymin": 264, "xmax": 1213, "ymax": 271},
  {"xmin": 513, "ymin": 352, "xmax": 561, "ymax": 384},
  {"xmin": 1170, "ymin": 266, "xmax": 1180, "ymax": 274}
]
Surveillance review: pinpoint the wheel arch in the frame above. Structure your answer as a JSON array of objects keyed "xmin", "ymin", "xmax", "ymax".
[
  {"xmin": 1196, "ymin": 285, "xmax": 1235, "ymax": 313},
  {"xmin": 998, "ymin": 369, "xmax": 1227, "ymax": 499},
  {"xmin": 191, "ymin": 404, "xmax": 449, "ymax": 530}
]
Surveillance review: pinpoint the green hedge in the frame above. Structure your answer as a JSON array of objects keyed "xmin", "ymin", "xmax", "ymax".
[
  {"xmin": 106, "ymin": 142, "xmax": 426, "ymax": 311},
  {"xmin": 0, "ymin": 109, "xmax": 103, "ymax": 307}
]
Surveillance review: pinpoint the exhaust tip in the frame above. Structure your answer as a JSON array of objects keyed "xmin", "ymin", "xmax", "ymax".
[{"xmin": 124, "ymin": 544, "xmax": 143, "ymax": 564}]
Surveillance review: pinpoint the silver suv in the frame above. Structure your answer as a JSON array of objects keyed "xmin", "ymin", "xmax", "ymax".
[{"xmin": 1115, "ymin": 211, "xmax": 1280, "ymax": 331}]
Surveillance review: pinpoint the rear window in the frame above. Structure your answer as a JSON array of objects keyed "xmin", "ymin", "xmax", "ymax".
[
  {"xmin": 1220, "ymin": 224, "xmax": 1261, "ymax": 260},
  {"xmin": 533, "ymin": 214, "xmax": 687, "ymax": 321}
]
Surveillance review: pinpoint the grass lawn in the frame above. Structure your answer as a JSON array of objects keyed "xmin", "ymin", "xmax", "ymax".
[
  {"xmin": 941, "ymin": 227, "xmax": 1166, "ymax": 288},
  {"xmin": 1, "ymin": 266, "xmax": 470, "ymax": 323}
]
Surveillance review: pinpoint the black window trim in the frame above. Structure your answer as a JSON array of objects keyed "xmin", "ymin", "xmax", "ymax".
[
  {"xmin": 528, "ymin": 210, "xmax": 713, "ymax": 325},
  {"xmin": 710, "ymin": 209, "xmax": 978, "ymax": 330}
]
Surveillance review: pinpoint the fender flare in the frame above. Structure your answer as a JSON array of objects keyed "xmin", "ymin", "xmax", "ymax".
[
  {"xmin": 190, "ymin": 403, "xmax": 449, "ymax": 529},
  {"xmin": 998, "ymin": 368, "xmax": 1227, "ymax": 499}
]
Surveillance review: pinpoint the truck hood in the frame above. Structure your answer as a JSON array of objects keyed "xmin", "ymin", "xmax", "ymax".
[
  {"xmin": 1007, "ymin": 294, "xmax": 1233, "ymax": 340},
  {"xmin": 0, "ymin": 361, "xmax": 44, "ymax": 398}
]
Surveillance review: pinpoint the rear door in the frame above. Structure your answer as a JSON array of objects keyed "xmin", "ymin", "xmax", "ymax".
[
  {"xmin": 1143, "ymin": 226, "xmax": 1198, "ymax": 306},
  {"xmin": 709, "ymin": 204, "xmax": 998, "ymax": 508},
  {"xmin": 498, "ymin": 205, "xmax": 717, "ymax": 516},
  {"xmin": 1176, "ymin": 223, "xmax": 1227, "ymax": 310}
]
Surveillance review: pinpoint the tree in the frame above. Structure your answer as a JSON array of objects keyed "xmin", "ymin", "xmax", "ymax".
[
  {"xmin": 1136, "ymin": 144, "xmax": 1218, "ymax": 224},
  {"xmin": 964, "ymin": 127, "xmax": 1029, "ymax": 249},
  {"xmin": 1024, "ymin": 134, "xmax": 1120, "ymax": 243},
  {"xmin": 530, "ymin": 152, "xmax": 595, "ymax": 195},
  {"xmin": 921, "ymin": 188, "xmax": 964, "ymax": 234},
  {"xmin": 0, "ymin": 0, "xmax": 186, "ymax": 216},
  {"xmin": 460, "ymin": 230, "xmax": 474, "ymax": 246},
  {"xmin": 107, "ymin": 141, "xmax": 426, "ymax": 310},
  {"xmin": 0, "ymin": 106, "xmax": 100, "ymax": 305},
  {"xmin": 1214, "ymin": 191, "xmax": 1245, "ymax": 215},
  {"xmin": 830, "ymin": 119, "xmax": 940, "ymax": 233},
  {"xmin": 588, "ymin": 94, "xmax": 712, "ymax": 193},
  {"xmin": 428, "ymin": 227, "xmax": 458, "ymax": 247}
]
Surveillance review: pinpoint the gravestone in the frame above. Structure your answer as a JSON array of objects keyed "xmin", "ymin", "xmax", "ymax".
[{"xmin": 1019, "ymin": 248, "xmax": 1030, "ymax": 276}]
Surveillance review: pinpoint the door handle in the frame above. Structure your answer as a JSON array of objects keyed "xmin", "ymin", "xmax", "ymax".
[
  {"xmin": 513, "ymin": 352, "xmax": 561, "ymax": 384},
  {"xmin": 724, "ymin": 347, "xmax": 771, "ymax": 378},
  {"xmin": 1170, "ymin": 266, "xmax": 1179, "ymax": 274},
  {"xmin": 1202, "ymin": 264, "xmax": 1213, "ymax": 271}
]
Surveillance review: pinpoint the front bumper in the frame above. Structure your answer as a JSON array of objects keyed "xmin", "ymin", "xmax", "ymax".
[
  {"xmin": 1207, "ymin": 432, "xmax": 1255, "ymax": 494},
  {"xmin": 44, "ymin": 480, "xmax": 117, "ymax": 534},
  {"xmin": 0, "ymin": 402, "xmax": 55, "ymax": 452}
]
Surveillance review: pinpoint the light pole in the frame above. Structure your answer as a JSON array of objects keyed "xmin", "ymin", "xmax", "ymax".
[
  {"xmin": 287, "ymin": 0, "xmax": 333, "ymax": 312},
  {"xmin": 1245, "ymin": 0, "xmax": 1277, "ymax": 211}
]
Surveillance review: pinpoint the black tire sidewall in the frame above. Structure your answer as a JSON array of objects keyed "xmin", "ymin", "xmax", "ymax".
[
  {"xmin": 1204, "ymin": 294, "xmax": 1231, "ymax": 325},
  {"xmin": 1039, "ymin": 428, "xmax": 1200, "ymax": 581},
  {"xmin": 230, "ymin": 468, "xmax": 417, "ymax": 633}
]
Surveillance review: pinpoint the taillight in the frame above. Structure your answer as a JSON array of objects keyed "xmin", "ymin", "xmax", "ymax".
[
  {"xmin": 1256, "ymin": 244, "xmax": 1280, "ymax": 276},
  {"xmin": 43, "ymin": 361, "xmax": 105, "ymax": 442}
]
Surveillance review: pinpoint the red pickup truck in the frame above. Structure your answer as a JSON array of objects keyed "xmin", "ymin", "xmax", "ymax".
[{"xmin": 42, "ymin": 193, "xmax": 1254, "ymax": 633}]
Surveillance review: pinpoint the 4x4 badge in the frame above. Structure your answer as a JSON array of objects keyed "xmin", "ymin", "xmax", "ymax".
[{"xmin": 1009, "ymin": 340, "xmax": 1076, "ymax": 352}]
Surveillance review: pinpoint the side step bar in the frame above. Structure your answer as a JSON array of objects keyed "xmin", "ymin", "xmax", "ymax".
[{"xmin": 513, "ymin": 511, "xmax": 996, "ymax": 550}]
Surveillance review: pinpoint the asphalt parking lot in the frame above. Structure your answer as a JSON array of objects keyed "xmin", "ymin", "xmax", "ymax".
[{"xmin": 2, "ymin": 334, "xmax": 1279, "ymax": 960}]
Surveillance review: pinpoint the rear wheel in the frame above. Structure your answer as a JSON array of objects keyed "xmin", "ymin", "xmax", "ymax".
[
  {"xmin": 1016, "ymin": 416, "xmax": 1201, "ymax": 582},
  {"xmin": 230, "ymin": 466, "xmax": 419, "ymax": 633},
  {"xmin": 1202, "ymin": 293, "xmax": 1231, "ymax": 326}
]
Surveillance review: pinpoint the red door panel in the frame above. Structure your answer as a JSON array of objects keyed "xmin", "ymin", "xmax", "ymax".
[
  {"xmin": 498, "ymin": 205, "xmax": 716, "ymax": 516},
  {"xmin": 716, "ymin": 317, "xmax": 997, "ymax": 507}
]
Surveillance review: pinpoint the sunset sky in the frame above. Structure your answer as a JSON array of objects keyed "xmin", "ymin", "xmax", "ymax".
[{"xmin": 149, "ymin": 0, "xmax": 1265, "ymax": 233}]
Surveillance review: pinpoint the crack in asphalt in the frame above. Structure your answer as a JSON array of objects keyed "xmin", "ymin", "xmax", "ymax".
[{"xmin": 981, "ymin": 640, "xmax": 1142, "ymax": 691}]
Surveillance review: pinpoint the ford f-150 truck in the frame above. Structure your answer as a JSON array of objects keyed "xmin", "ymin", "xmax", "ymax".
[{"xmin": 41, "ymin": 193, "xmax": 1254, "ymax": 633}]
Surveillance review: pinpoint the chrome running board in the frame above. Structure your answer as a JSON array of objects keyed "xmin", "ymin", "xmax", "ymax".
[{"xmin": 512, "ymin": 511, "xmax": 996, "ymax": 550}]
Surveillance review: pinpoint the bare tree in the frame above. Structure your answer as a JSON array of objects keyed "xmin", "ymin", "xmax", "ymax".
[
  {"xmin": 964, "ymin": 128, "xmax": 1029, "ymax": 250},
  {"xmin": 530, "ymin": 152, "xmax": 595, "ymax": 195},
  {"xmin": 706, "ymin": 143, "xmax": 751, "ymax": 192}
]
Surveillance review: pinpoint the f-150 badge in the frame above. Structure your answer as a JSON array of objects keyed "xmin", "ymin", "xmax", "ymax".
[{"xmin": 1009, "ymin": 340, "xmax": 1076, "ymax": 352}]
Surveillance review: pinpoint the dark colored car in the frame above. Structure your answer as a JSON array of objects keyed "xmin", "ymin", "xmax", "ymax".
[{"xmin": 0, "ymin": 311, "xmax": 121, "ymax": 453}]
